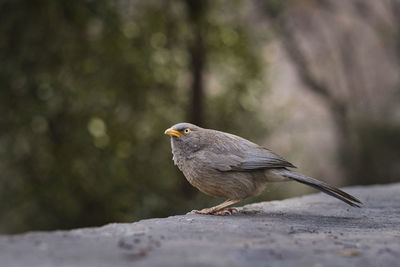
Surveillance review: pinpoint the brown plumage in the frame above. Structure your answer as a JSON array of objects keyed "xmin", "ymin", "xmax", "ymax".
[{"xmin": 165, "ymin": 122, "xmax": 362, "ymax": 215}]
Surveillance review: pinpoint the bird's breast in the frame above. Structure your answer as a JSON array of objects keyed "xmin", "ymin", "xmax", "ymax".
[{"xmin": 172, "ymin": 153, "xmax": 185, "ymax": 170}]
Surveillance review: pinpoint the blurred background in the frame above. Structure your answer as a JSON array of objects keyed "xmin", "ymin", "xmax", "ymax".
[{"xmin": 0, "ymin": 0, "xmax": 399, "ymax": 234}]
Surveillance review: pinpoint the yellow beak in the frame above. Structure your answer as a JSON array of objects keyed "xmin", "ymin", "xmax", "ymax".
[{"xmin": 164, "ymin": 128, "xmax": 184, "ymax": 137}]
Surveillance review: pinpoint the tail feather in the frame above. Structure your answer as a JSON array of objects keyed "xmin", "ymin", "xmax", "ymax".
[{"xmin": 277, "ymin": 169, "xmax": 363, "ymax": 208}]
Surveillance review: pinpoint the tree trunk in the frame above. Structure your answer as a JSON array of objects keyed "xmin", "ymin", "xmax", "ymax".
[{"xmin": 185, "ymin": 0, "xmax": 207, "ymax": 127}]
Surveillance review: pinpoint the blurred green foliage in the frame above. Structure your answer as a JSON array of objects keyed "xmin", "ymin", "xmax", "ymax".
[{"xmin": 0, "ymin": 0, "xmax": 269, "ymax": 233}]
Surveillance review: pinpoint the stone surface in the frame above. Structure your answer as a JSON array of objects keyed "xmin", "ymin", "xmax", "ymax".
[{"xmin": 1, "ymin": 183, "xmax": 399, "ymax": 267}]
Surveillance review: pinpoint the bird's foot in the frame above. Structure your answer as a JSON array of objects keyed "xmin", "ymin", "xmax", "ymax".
[
  {"xmin": 187, "ymin": 209, "xmax": 210, "ymax": 215},
  {"xmin": 187, "ymin": 207, "xmax": 238, "ymax": 216},
  {"xmin": 212, "ymin": 208, "xmax": 238, "ymax": 216}
]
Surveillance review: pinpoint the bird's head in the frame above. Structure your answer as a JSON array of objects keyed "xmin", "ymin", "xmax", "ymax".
[{"xmin": 164, "ymin": 122, "xmax": 203, "ymax": 154}]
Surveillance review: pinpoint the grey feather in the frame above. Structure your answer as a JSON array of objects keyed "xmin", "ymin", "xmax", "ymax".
[{"xmin": 275, "ymin": 169, "xmax": 363, "ymax": 208}]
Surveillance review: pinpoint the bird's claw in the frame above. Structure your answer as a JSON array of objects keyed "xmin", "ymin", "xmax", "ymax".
[
  {"xmin": 214, "ymin": 207, "xmax": 238, "ymax": 216},
  {"xmin": 187, "ymin": 207, "xmax": 238, "ymax": 216}
]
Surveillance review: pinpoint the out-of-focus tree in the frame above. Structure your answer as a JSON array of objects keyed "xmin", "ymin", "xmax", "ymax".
[
  {"xmin": 0, "ymin": 0, "xmax": 268, "ymax": 233},
  {"xmin": 259, "ymin": 0, "xmax": 400, "ymax": 185}
]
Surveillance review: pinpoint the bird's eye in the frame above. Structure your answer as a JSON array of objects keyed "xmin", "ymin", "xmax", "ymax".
[{"xmin": 184, "ymin": 128, "xmax": 191, "ymax": 134}]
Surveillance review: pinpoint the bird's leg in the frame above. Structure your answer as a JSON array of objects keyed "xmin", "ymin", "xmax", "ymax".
[{"xmin": 189, "ymin": 199, "xmax": 241, "ymax": 215}]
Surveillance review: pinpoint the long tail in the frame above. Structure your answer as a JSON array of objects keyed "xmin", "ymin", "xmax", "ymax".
[{"xmin": 276, "ymin": 169, "xmax": 363, "ymax": 208}]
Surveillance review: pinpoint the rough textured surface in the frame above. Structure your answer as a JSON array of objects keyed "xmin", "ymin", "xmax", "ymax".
[{"xmin": 1, "ymin": 183, "xmax": 399, "ymax": 267}]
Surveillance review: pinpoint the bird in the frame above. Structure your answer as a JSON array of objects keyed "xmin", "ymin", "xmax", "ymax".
[{"xmin": 164, "ymin": 122, "xmax": 362, "ymax": 215}]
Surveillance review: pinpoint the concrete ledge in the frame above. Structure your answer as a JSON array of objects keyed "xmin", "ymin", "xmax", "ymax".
[{"xmin": 1, "ymin": 183, "xmax": 399, "ymax": 267}]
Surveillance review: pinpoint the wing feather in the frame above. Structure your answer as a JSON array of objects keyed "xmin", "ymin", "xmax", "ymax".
[{"xmin": 195, "ymin": 131, "xmax": 295, "ymax": 171}]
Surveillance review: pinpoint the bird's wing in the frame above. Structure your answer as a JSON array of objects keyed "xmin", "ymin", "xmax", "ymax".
[
  {"xmin": 235, "ymin": 148, "xmax": 296, "ymax": 170},
  {"xmin": 196, "ymin": 131, "xmax": 296, "ymax": 172}
]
